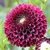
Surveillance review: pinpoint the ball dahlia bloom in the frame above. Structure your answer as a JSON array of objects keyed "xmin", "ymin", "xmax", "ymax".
[
  {"xmin": 35, "ymin": 37, "xmax": 50, "ymax": 50},
  {"xmin": 4, "ymin": 3, "xmax": 47, "ymax": 47}
]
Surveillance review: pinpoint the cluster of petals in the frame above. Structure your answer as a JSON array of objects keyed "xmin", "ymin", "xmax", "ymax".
[{"xmin": 4, "ymin": 3, "xmax": 47, "ymax": 47}]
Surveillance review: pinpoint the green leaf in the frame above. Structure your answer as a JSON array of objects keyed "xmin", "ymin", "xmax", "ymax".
[
  {"xmin": 0, "ymin": 39, "xmax": 4, "ymax": 47},
  {"xmin": 29, "ymin": 45, "xmax": 36, "ymax": 50},
  {"xmin": 45, "ymin": 28, "xmax": 50, "ymax": 38},
  {"xmin": 4, "ymin": 43, "xmax": 13, "ymax": 50},
  {"xmin": 0, "ymin": 20, "xmax": 8, "ymax": 50},
  {"xmin": 47, "ymin": 29, "xmax": 50, "ymax": 34}
]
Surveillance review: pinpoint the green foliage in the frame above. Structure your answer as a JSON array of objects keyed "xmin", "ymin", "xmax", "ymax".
[
  {"xmin": 4, "ymin": 43, "xmax": 13, "ymax": 50},
  {"xmin": 0, "ymin": 20, "xmax": 13, "ymax": 50},
  {"xmin": 0, "ymin": 20, "xmax": 7, "ymax": 50},
  {"xmin": 45, "ymin": 28, "xmax": 50, "ymax": 38},
  {"xmin": 32, "ymin": 0, "xmax": 41, "ymax": 7},
  {"xmin": 47, "ymin": 29, "xmax": 50, "ymax": 34},
  {"xmin": 29, "ymin": 45, "xmax": 36, "ymax": 50},
  {"xmin": 41, "ymin": 0, "xmax": 47, "ymax": 3}
]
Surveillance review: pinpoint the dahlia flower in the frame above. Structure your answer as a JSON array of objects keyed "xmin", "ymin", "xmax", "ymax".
[
  {"xmin": 4, "ymin": 3, "xmax": 47, "ymax": 47},
  {"xmin": 35, "ymin": 37, "xmax": 50, "ymax": 50}
]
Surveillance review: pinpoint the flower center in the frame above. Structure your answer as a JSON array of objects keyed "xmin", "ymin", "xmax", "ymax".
[
  {"xmin": 20, "ymin": 18, "xmax": 25, "ymax": 23},
  {"xmin": 39, "ymin": 41, "xmax": 50, "ymax": 50}
]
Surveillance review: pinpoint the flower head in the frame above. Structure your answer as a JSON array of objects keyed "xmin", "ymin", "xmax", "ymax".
[{"xmin": 4, "ymin": 3, "xmax": 47, "ymax": 47}]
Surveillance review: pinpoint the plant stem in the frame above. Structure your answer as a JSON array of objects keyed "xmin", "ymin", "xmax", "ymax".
[
  {"xmin": 22, "ymin": 47, "xmax": 25, "ymax": 50},
  {"xmin": 29, "ymin": 0, "xmax": 32, "ymax": 4},
  {"xmin": 41, "ymin": 2, "xmax": 44, "ymax": 10},
  {"xmin": 17, "ymin": 0, "xmax": 19, "ymax": 5}
]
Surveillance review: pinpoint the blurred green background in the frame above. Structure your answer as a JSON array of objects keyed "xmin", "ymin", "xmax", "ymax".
[{"xmin": 0, "ymin": 0, "xmax": 50, "ymax": 50}]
